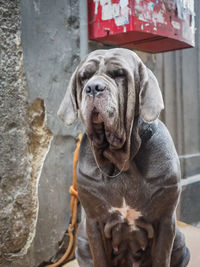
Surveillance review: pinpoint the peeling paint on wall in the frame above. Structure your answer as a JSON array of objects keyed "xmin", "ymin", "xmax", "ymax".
[
  {"xmin": 89, "ymin": 0, "xmax": 195, "ymax": 52},
  {"xmin": 171, "ymin": 20, "xmax": 181, "ymax": 30},
  {"xmin": 134, "ymin": 0, "xmax": 195, "ymax": 38},
  {"xmin": 33, "ymin": 0, "xmax": 41, "ymax": 15},
  {"xmin": 94, "ymin": 0, "xmax": 99, "ymax": 15},
  {"xmin": 176, "ymin": 0, "xmax": 195, "ymax": 20},
  {"xmin": 135, "ymin": 1, "xmax": 167, "ymax": 27},
  {"xmin": 182, "ymin": 0, "xmax": 194, "ymax": 12},
  {"xmin": 94, "ymin": 0, "xmax": 130, "ymax": 26}
]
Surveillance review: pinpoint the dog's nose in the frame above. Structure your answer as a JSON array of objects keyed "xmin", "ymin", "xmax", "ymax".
[{"xmin": 85, "ymin": 81, "xmax": 106, "ymax": 96}]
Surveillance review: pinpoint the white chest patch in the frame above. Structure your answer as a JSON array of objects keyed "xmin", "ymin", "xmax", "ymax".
[{"xmin": 109, "ymin": 198, "xmax": 141, "ymax": 230}]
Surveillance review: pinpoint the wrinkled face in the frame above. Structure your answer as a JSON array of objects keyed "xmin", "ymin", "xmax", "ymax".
[
  {"xmin": 77, "ymin": 51, "xmax": 130, "ymax": 151},
  {"xmin": 58, "ymin": 48, "xmax": 164, "ymax": 170}
]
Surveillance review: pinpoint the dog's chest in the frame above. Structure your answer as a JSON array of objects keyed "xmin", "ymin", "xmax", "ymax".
[
  {"xmin": 109, "ymin": 197, "xmax": 142, "ymax": 230},
  {"xmin": 77, "ymin": 135, "xmax": 149, "ymax": 218}
]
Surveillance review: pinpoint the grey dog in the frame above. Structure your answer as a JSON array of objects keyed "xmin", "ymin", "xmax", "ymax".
[{"xmin": 58, "ymin": 48, "xmax": 190, "ymax": 267}]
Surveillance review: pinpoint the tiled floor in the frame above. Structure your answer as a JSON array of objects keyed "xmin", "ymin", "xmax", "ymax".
[{"xmin": 63, "ymin": 222, "xmax": 200, "ymax": 267}]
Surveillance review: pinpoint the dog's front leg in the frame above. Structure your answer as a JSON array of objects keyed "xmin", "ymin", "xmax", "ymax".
[
  {"xmin": 152, "ymin": 215, "xmax": 176, "ymax": 267},
  {"xmin": 86, "ymin": 217, "xmax": 110, "ymax": 267}
]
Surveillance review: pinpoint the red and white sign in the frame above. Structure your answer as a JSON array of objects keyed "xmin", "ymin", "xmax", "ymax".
[{"xmin": 88, "ymin": 0, "xmax": 195, "ymax": 53}]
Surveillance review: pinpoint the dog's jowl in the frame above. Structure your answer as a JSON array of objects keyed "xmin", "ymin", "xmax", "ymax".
[{"xmin": 58, "ymin": 48, "xmax": 190, "ymax": 267}]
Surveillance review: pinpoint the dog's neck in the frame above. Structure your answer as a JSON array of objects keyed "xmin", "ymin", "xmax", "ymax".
[{"xmin": 86, "ymin": 117, "xmax": 158, "ymax": 174}]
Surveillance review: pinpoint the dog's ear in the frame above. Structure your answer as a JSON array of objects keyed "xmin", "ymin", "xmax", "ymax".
[
  {"xmin": 57, "ymin": 68, "xmax": 78, "ymax": 125},
  {"xmin": 139, "ymin": 63, "xmax": 164, "ymax": 122}
]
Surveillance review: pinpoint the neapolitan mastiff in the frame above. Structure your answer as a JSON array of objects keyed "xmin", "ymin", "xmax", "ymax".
[{"xmin": 58, "ymin": 48, "xmax": 190, "ymax": 267}]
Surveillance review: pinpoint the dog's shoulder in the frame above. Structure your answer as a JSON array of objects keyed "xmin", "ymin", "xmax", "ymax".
[
  {"xmin": 135, "ymin": 119, "xmax": 181, "ymax": 182},
  {"xmin": 138, "ymin": 119, "xmax": 178, "ymax": 158},
  {"xmin": 150, "ymin": 119, "xmax": 178, "ymax": 159}
]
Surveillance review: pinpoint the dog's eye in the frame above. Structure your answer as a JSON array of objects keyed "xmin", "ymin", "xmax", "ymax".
[
  {"xmin": 108, "ymin": 69, "xmax": 125, "ymax": 79},
  {"xmin": 79, "ymin": 72, "xmax": 93, "ymax": 83}
]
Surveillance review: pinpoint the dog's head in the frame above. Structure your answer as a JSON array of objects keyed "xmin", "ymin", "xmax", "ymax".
[{"xmin": 58, "ymin": 48, "xmax": 164, "ymax": 170}]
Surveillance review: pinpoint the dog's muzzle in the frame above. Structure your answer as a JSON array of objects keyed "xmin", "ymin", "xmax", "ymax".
[{"xmin": 85, "ymin": 80, "xmax": 106, "ymax": 97}]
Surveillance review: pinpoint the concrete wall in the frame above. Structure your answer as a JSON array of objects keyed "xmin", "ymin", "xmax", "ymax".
[
  {"xmin": 0, "ymin": 0, "xmax": 200, "ymax": 266},
  {"xmin": 1, "ymin": 0, "xmax": 82, "ymax": 266},
  {"xmin": 0, "ymin": 0, "xmax": 51, "ymax": 265}
]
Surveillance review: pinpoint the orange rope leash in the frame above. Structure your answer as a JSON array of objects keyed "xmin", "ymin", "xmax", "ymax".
[{"xmin": 47, "ymin": 134, "xmax": 82, "ymax": 267}]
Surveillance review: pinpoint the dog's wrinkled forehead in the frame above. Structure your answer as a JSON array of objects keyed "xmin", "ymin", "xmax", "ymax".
[{"xmin": 78, "ymin": 48, "xmax": 141, "ymax": 79}]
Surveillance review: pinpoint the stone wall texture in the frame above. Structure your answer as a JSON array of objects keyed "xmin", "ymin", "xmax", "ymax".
[
  {"xmin": 0, "ymin": 0, "xmax": 51, "ymax": 264},
  {"xmin": 0, "ymin": 0, "xmax": 80, "ymax": 266}
]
